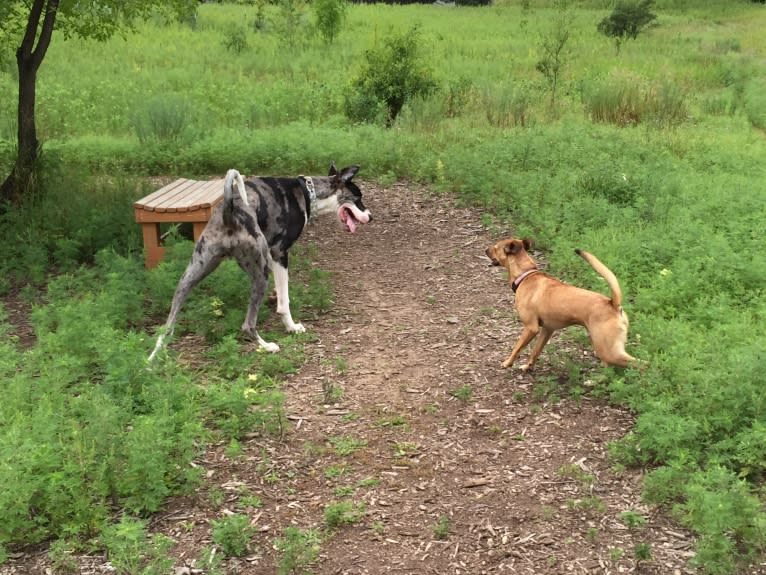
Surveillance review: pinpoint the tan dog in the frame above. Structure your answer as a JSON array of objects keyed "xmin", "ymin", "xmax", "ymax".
[{"xmin": 486, "ymin": 238, "xmax": 636, "ymax": 371}]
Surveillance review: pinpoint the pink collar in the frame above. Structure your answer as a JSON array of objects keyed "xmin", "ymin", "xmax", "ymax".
[{"xmin": 512, "ymin": 269, "xmax": 539, "ymax": 293}]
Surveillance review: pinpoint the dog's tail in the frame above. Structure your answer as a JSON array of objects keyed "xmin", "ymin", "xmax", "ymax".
[
  {"xmin": 223, "ymin": 169, "xmax": 249, "ymax": 226},
  {"xmin": 575, "ymin": 249, "xmax": 623, "ymax": 310}
]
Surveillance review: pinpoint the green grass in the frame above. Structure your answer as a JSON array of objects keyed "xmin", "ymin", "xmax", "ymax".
[{"xmin": 1, "ymin": 1, "xmax": 765, "ymax": 572}]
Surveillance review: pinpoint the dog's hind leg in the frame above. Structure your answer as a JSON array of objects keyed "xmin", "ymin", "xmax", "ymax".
[
  {"xmin": 590, "ymin": 319, "xmax": 636, "ymax": 368},
  {"xmin": 148, "ymin": 244, "xmax": 226, "ymax": 361},
  {"xmin": 271, "ymin": 260, "xmax": 305, "ymax": 333},
  {"xmin": 593, "ymin": 339, "xmax": 636, "ymax": 368},
  {"xmin": 238, "ymin": 247, "xmax": 280, "ymax": 353}
]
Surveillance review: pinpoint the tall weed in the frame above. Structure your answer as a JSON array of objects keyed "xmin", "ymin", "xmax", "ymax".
[
  {"xmin": 583, "ymin": 74, "xmax": 686, "ymax": 127},
  {"xmin": 743, "ymin": 78, "xmax": 766, "ymax": 131},
  {"xmin": 131, "ymin": 94, "xmax": 193, "ymax": 144}
]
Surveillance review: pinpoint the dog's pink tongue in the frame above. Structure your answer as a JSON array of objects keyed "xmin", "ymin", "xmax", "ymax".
[{"xmin": 339, "ymin": 207, "xmax": 357, "ymax": 233}]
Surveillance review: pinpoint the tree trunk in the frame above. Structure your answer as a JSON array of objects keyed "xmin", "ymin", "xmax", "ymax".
[
  {"xmin": 0, "ymin": 0, "xmax": 58, "ymax": 210},
  {"xmin": 0, "ymin": 52, "xmax": 40, "ymax": 206}
]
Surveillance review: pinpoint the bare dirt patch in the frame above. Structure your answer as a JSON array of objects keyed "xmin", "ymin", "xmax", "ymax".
[{"xmin": 2, "ymin": 182, "xmax": 699, "ymax": 575}]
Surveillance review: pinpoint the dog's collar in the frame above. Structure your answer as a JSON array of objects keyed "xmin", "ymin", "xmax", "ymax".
[
  {"xmin": 299, "ymin": 176, "xmax": 317, "ymax": 221},
  {"xmin": 512, "ymin": 269, "xmax": 539, "ymax": 293}
]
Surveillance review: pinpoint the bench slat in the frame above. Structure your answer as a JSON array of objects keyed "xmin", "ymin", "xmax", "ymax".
[
  {"xmin": 134, "ymin": 179, "xmax": 197, "ymax": 211},
  {"xmin": 166, "ymin": 179, "xmax": 225, "ymax": 212},
  {"xmin": 152, "ymin": 180, "xmax": 216, "ymax": 212},
  {"xmin": 151, "ymin": 181, "xmax": 202, "ymax": 211},
  {"xmin": 134, "ymin": 179, "xmax": 226, "ymax": 213}
]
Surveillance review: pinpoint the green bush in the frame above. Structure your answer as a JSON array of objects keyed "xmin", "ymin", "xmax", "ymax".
[
  {"xmin": 346, "ymin": 26, "xmax": 438, "ymax": 126},
  {"xmin": 274, "ymin": 527, "xmax": 321, "ymax": 575},
  {"xmin": 324, "ymin": 501, "xmax": 366, "ymax": 530},
  {"xmin": 0, "ymin": 264, "xmax": 203, "ymax": 549},
  {"xmin": 100, "ymin": 517, "xmax": 174, "ymax": 575},
  {"xmin": 0, "ymin": 167, "xmax": 143, "ymax": 282}
]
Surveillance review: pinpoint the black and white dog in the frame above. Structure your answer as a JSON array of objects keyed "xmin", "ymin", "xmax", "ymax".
[{"xmin": 148, "ymin": 163, "xmax": 371, "ymax": 361}]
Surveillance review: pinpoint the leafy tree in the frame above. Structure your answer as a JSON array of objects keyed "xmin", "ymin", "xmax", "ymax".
[
  {"xmin": 535, "ymin": 0, "xmax": 571, "ymax": 108},
  {"xmin": 597, "ymin": 0, "xmax": 657, "ymax": 54},
  {"xmin": 313, "ymin": 0, "xmax": 347, "ymax": 44},
  {"xmin": 0, "ymin": 0, "xmax": 196, "ymax": 210}
]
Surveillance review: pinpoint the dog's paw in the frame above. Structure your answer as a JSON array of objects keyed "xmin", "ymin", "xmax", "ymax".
[
  {"xmin": 501, "ymin": 360, "xmax": 512, "ymax": 369},
  {"xmin": 259, "ymin": 340, "xmax": 280, "ymax": 353},
  {"xmin": 287, "ymin": 322, "xmax": 306, "ymax": 334},
  {"xmin": 520, "ymin": 363, "xmax": 533, "ymax": 372}
]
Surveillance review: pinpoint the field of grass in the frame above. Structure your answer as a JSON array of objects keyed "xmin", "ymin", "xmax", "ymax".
[{"xmin": 0, "ymin": 0, "xmax": 765, "ymax": 572}]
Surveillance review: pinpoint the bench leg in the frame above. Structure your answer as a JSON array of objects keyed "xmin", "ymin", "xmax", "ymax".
[
  {"xmin": 192, "ymin": 221, "xmax": 208, "ymax": 242},
  {"xmin": 141, "ymin": 223, "xmax": 165, "ymax": 269}
]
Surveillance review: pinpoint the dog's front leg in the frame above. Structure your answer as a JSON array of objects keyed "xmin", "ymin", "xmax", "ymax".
[
  {"xmin": 520, "ymin": 327, "xmax": 554, "ymax": 371},
  {"xmin": 271, "ymin": 261, "xmax": 305, "ymax": 333},
  {"xmin": 502, "ymin": 327, "xmax": 539, "ymax": 369}
]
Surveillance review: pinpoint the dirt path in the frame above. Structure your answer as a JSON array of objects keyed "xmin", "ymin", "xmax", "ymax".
[{"xmin": 2, "ymin": 182, "xmax": 698, "ymax": 575}]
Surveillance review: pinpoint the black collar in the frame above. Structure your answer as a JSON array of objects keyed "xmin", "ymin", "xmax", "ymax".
[{"xmin": 511, "ymin": 269, "xmax": 539, "ymax": 293}]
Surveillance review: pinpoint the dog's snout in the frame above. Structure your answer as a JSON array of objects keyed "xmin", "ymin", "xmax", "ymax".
[{"xmin": 485, "ymin": 247, "xmax": 500, "ymax": 266}]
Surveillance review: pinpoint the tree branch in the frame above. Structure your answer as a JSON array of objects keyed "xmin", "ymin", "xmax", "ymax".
[
  {"xmin": 31, "ymin": 0, "xmax": 60, "ymax": 69},
  {"xmin": 19, "ymin": 0, "xmax": 46, "ymax": 60}
]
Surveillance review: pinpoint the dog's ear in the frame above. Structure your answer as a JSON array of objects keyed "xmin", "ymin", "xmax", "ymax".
[
  {"xmin": 522, "ymin": 238, "xmax": 535, "ymax": 251},
  {"xmin": 504, "ymin": 241, "xmax": 522, "ymax": 255},
  {"xmin": 328, "ymin": 162, "xmax": 340, "ymax": 178},
  {"xmin": 339, "ymin": 165, "xmax": 360, "ymax": 182}
]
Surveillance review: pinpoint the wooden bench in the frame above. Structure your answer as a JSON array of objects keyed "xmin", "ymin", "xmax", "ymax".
[{"xmin": 134, "ymin": 178, "xmax": 224, "ymax": 268}]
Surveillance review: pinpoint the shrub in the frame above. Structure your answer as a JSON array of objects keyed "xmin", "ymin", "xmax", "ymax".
[
  {"xmin": 223, "ymin": 25, "xmax": 249, "ymax": 54},
  {"xmin": 680, "ymin": 467, "xmax": 766, "ymax": 574},
  {"xmin": 204, "ymin": 369, "xmax": 286, "ymax": 441},
  {"xmin": 346, "ymin": 26, "xmax": 438, "ymax": 126},
  {"xmin": 274, "ymin": 527, "xmax": 321, "ymax": 575},
  {"xmin": 211, "ymin": 513, "xmax": 256, "ymax": 557},
  {"xmin": 274, "ymin": 0, "xmax": 309, "ymax": 48},
  {"xmin": 324, "ymin": 501, "xmax": 366, "ymax": 529},
  {"xmin": 432, "ymin": 515, "xmax": 451, "ymax": 540}
]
